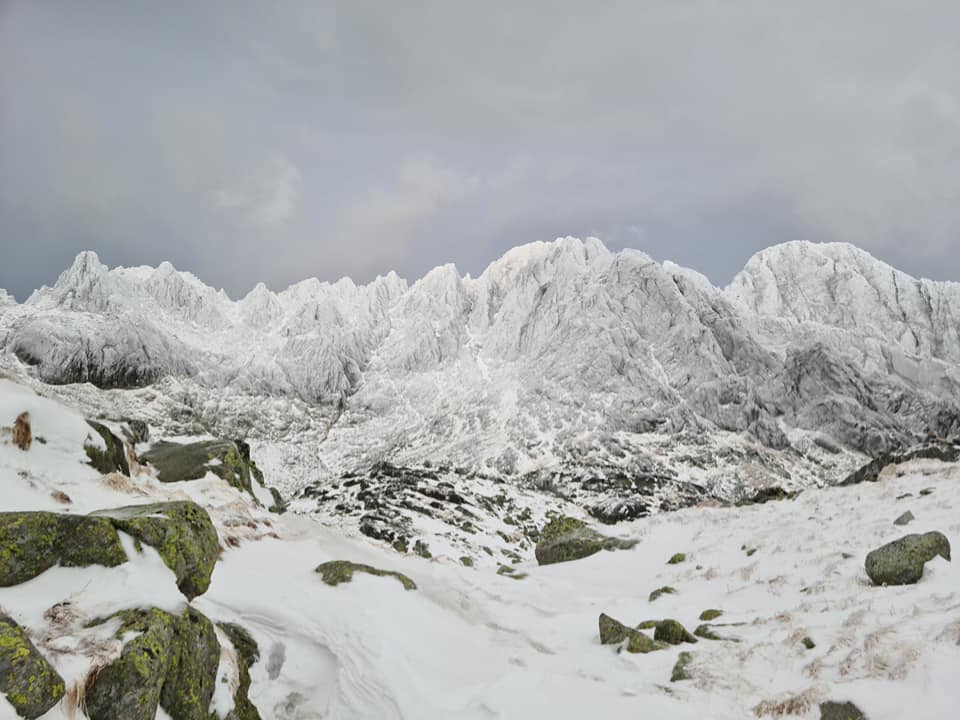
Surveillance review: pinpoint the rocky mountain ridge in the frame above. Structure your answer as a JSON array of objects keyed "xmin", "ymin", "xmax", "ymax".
[{"xmin": 1, "ymin": 239, "xmax": 958, "ymax": 514}]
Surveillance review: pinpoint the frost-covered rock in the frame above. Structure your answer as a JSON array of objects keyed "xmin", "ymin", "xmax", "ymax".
[{"xmin": 2, "ymin": 237, "xmax": 960, "ymax": 512}]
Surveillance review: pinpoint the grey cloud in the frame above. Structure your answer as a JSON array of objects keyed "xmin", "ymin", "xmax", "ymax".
[{"xmin": 2, "ymin": 0, "xmax": 959, "ymax": 301}]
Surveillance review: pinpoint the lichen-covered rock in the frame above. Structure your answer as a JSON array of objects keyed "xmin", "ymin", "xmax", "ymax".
[
  {"xmin": 161, "ymin": 608, "xmax": 220, "ymax": 720},
  {"xmin": 864, "ymin": 531, "xmax": 951, "ymax": 586},
  {"xmin": 0, "ymin": 615, "xmax": 66, "ymax": 719},
  {"xmin": 670, "ymin": 651, "xmax": 694, "ymax": 682},
  {"xmin": 667, "ymin": 552, "xmax": 686, "ymax": 564},
  {"xmin": 654, "ymin": 619, "xmax": 698, "ymax": 645},
  {"xmin": 218, "ymin": 622, "xmax": 263, "ymax": 720},
  {"xmin": 694, "ymin": 624, "xmax": 721, "ymax": 640},
  {"xmin": 0, "ymin": 512, "xmax": 64, "ymax": 586},
  {"xmin": 648, "ymin": 585, "xmax": 677, "ymax": 602},
  {"xmin": 140, "ymin": 438, "xmax": 284, "ymax": 511},
  {"xmin": 534, "ymin": 516, "xmax": 636, "ymax": 566},
  {"xmin": 96, "ymin": 501, "xmax": 219, "ymax": 599},
  {"xmin": 85, "ymin": 608, "xmax": 178, "ymax": 720},
  {"xmin": 86, "ymin": 606, "xmax": 227, "ymax": 720},
  {"xmin": 315, "ymin": 560, "xmax": 417, "ymax": 590},
  {"xmin": 58, "ymin": 516, "xmax": 128, "ymax": 569},
  {"xmin": 0, "ymin": 512, "xmax": 127, "ymax": 586},
  {"xmin": 625, "ymin": 631, "xmax": 667, "ymax": 654},
  {"xmin": 820, "ymin": 700, "xmax": 866, "ymax": 719},
  {"xmin": 598, "ymin": 613, "xmax": 630, "ymax": 645},
  {"xmin": 142, "ymin": 439, "xmax": 255, "ymax": 492},
  {"xmin": 84, "ymin": 419, "xmax": 130, "ymax": 476},
  {"xmin": 699, "ymin": 609, "xmax": 723, "ymax": 621}
]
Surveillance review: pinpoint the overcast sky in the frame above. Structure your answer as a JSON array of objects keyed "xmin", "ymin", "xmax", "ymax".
[{"xmin": 2, "ymin": 1, "xmax": 960, "ymax": 300}]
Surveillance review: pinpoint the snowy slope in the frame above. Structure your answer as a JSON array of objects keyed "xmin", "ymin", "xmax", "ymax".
[
  {"xmin": 1, "ymin": 378, "xmax": 957, "ymax": 720},
  {"xmin": 1, "ymin": 238, "xmax": 959, "ymax": 514}
]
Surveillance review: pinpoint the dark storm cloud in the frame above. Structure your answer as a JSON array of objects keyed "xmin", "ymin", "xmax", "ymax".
[{"xmin": 2, "ymin": 0, "xmax": 959, "ymax": 300}]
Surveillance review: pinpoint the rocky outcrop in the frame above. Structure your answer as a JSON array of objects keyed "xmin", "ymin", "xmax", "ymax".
[
  {"xmin": 315, "ymin": 560, "xmax": 416, "ymax": 590},
  {"xmin": 654, "ymin": 619, "xmax": 698, "ymax": 645},
  {"xmin": 0, "ymin": 615, "xmax": 65, "ymax": 719},
  {"xmin": 819, "ymin": 700, "xmax": 866, "ymax": 720},
  {"xmin": 85, "ymin": 607, "xmax": 222, "ymax": 720},
  {"xmin": 865, "ymin": 531, "xmax": 951, "ymax": 586},
  {"xmin": 597, "ymin": 613, "xmax": 667, "ymax": 654},
  {"xmin": 96, "ymin": 502, "xmax": 220, "ymax": 599},
  {"xmin": 0, "ymin": 512, "xmax": 127, "ymax": 586},
  {"xmin": 141, "ymin": 439, "xmax": 282, "ymax": 510},
  {"xmin": 840, "ymin": 443, "xmax": 960, "ymax": 486},
  {"xmin": 0, "ymin": 502, "xmax": 218, "ymax": 599},
  {"xmin": 534, "ymin": 516, "xmax": 636, "ymax": 566},
  {"xmin": 84, "ymin": 419, "xmax": 130, "ymax": 476}
]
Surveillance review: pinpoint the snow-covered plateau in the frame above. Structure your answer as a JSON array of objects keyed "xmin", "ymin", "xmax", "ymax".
[{"xmin": 0, "ymin": 238, "xmax": 958, "ymax": 718}]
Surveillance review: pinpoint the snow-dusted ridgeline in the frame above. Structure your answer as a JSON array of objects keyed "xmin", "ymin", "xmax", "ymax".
[{"xmin": 1, "ymin": 239, "xmax": 959, "ymax": 500}]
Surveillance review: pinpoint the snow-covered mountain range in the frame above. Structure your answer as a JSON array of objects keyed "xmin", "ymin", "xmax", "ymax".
[{"xmin": 1, "ymin": 238, "xmax": 959, "ymax": 514}]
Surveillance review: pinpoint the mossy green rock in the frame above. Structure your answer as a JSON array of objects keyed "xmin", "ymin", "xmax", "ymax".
[
  {"xmin": 142, "ymin": 439, "xmax": 264, "ymax": 496},
  {"xmin": 699, "ymin": 609, "xmax": 723, "ymax": 621},
  {"xmin": 86, "ymin": 607, "xmax": 225, "ymax": 720},
  {"xmin": 819, "ymin": 701, "xmax": 866, "ymax": 720},
  {"xmin": 84, "ymin": 419, "xmax": 130, "ymax": 476},
  {"xmin": 534, "ymin": 516, "xmax": 636, "ymax": 566},
  {"xmin": 316, "ymin": 560, "xmax": 417, "ymax": 590},
  {"xmin": 161, "ymin": 608, "xmax": 220, "ymax": 720},
  {"xmin": 96, "ymin": 501, "xmax": 219, "ymax": 599},
  {"xmin": 694, "ymin": 624, "xmax": 721, "ymax": 640},
  {"xmin": 218, "ymin": 622, "xmax": 262, "ymax": 720},
  {"xmin": 667, "ymin": 552, "xmax": 687, "ymax": 564},
  {"xmin": 649, "ymin": 586, "xmax": 677, "ymax": 602},
  {"xmin": 626, "ymin": 631, "xmax": 668, "ymax": 654},
  {"xmin": 864, "ymin": 531, "xmax": 951, "ymax": 586},
  {"xmin": 85, "ymin": 608, "xmax": 178, "ymax": 720},
  {"xmin": 654, "ymin": 619, "xmax": 698, "ymax": 645},
  {"xmin": 0, "ymin": 512, "xmax": 128, "ymax": 586},
  {"xmin": 0, "ymin": 615, "xmax": 66, "ymax": 719},
  {"xmin": 670, "ymin": 651, "xmax": 694, "ymax": 682},
  {"xmin": 598, "ymin": 613, "xmax": 630, "ymax": 645}
]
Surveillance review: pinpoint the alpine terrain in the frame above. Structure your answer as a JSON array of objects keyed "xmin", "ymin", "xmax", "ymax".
[{"xmin": 0, "ymin": 237, "xmax": 957, "ymax": 719}]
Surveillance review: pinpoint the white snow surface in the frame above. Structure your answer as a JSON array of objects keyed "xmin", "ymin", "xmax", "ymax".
[{"xmin": 0, "ymin": 378, "xmax": 958, "ymax": 719}]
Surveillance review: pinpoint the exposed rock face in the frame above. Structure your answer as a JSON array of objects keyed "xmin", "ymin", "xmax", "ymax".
[
  {"xmin": 819, "ymin": 700, "xmax": 867, "ymax": 720},
  {"xmin": 84, "ymin": 419, "xmax": 131, "ymax": 476},
  {"xmin": 670, "ymin": 651, "xmax": 694, "ymax": 682},
  {"xmin": 0, "ymin": 512, "xmax": 127, "ymax": 586},
  {"xmin": 0, "ymin": 615, "xmax": 66, "ymax": 719},
  {"xmin": 840, "ymin": 443, "xmax": 960, "ymax": 486},
  {"xmin": 864, "ymin": 531, "xmax": 951, "ymax": 586},
  {"xmin": 0, "ymin": 502, "xmax": 218, "ymax": 598},
  {"xmin": 85, "ymin": 607, "xmax": 223, "ymax": 720},
  {"xmin": 315, "ymin": 560, "xmax": 417, "ymax": 590},
  {"xmin": 140, "ymin": 439, "xmax": 283, "ymax": 511},
  {"xmin": 654, "ymin": 619, "xmax": 698, "ymax": 645},
  {"xmin": 96, "ymin": 502, "xmax": 220, "ymax": 599},
  {"xmin": 534, "ymin": 516, "xmax": 636, "ymax": 566}
]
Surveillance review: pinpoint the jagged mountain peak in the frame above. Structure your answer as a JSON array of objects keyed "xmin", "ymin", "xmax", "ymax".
[{"xmin": 2, "ymin": 237, "xmax": 959, "ymax": 484}]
